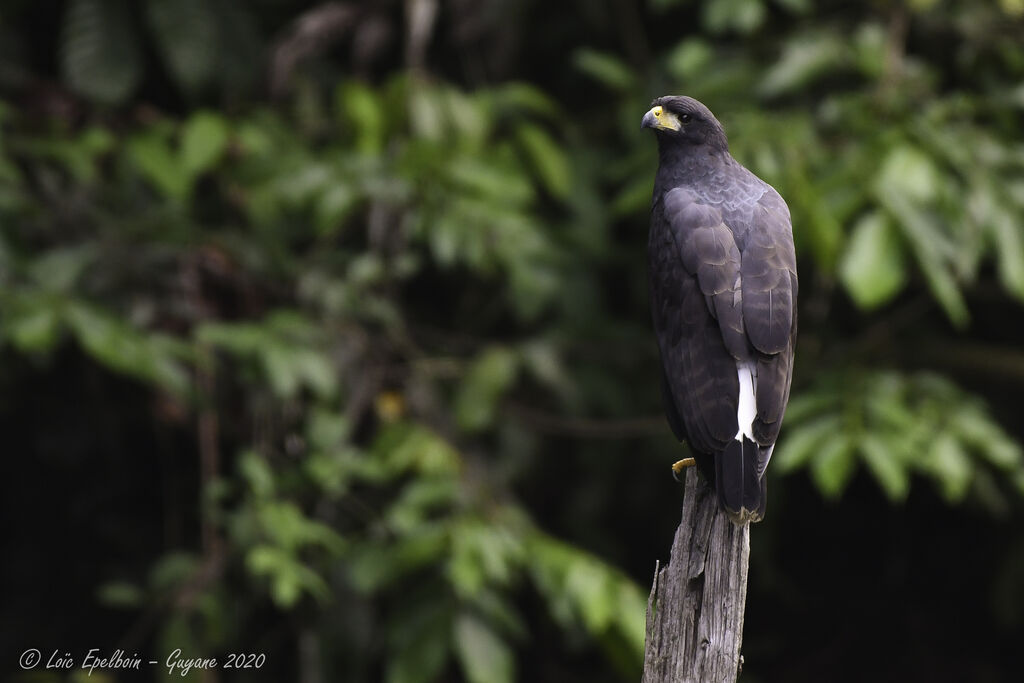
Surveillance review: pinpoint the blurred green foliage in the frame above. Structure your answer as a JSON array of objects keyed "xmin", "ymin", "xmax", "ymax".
[{"xmin": 3, "ymin": 0, "xmax": 1024, "ymax": 681}]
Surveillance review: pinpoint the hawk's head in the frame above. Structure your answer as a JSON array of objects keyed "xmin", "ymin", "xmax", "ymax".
[{"xmin": 641, "ymin": 96, "xmax": 728, "ymax": 152}]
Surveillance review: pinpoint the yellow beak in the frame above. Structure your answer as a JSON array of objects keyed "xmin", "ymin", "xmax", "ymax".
[{"xmin": 641, "ymin": 105, "xmax": 681, "ymax": 131}]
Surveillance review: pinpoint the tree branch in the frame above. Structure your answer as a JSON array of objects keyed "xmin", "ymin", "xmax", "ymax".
[{"xmin": 642, "ymin": 467, "xmax": 750, "ymax": 683}]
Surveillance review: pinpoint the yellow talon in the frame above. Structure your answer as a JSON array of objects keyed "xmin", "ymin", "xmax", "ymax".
[{"xmin": 671, "ymin": 457, "xmax": 696, "ymax": 480}]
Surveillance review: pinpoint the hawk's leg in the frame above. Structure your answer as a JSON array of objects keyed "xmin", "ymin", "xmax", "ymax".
[{"xmin": 671, "ymin": 457, "xmax": 696, "ymax": 482}]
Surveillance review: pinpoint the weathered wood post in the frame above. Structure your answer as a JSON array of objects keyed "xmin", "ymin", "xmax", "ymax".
[{"xmin": 641, "ymin": 467, "xmax": 750, "ymax": 683}]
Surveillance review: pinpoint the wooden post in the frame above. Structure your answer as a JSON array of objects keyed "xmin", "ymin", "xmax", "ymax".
[{"xmin": 642, "ymin": 467, "xmax": 750, "ymax": 683}]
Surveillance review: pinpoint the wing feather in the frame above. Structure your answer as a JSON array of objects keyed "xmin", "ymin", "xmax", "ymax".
[
  {"xmin": 664, "ymin": 188, "xmax": 747, "ymax": 359},
  {"xmin": 650, "ymin": 189, "xmax": 745, "ymax": 454},
  {"xmin": 741, "ymin": 193, "xmax": 797, "ymax": 355},
  {"xmin": 742, "ymin": 191, "xmax": 797, "ymax": 454},
  {"xmin": 651, "ymin": 184, "xmax": 797, "ymax": 460}
]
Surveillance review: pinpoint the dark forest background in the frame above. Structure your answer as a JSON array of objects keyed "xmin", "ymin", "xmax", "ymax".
[{"xmin": 3, "ymin": 1, "xmax": 1024, "ymax": 681}]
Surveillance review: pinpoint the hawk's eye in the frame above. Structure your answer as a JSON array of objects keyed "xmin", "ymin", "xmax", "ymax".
[{"xmin": 680, "ymin": 113, "xmax": 692, "ymax": 123}]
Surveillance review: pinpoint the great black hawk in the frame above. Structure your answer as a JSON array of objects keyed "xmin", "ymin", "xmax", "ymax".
[{"xmin": 642, "ymin": 96, "xmax": 797, "ymax": 524}]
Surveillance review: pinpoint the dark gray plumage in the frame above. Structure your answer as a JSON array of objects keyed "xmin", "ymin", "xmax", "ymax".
[{"xmin": 643, "ymin": 95, "xmax": 797, "ymax": 523}]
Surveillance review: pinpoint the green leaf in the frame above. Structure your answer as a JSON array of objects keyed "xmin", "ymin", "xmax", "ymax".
[
  {"xmin": 61, "ymin": 0, "xmax": 142, "ymax": 104},
  {"xmin": 892, "ymin": 199, "xmax": 968, "ymax": 326},
  {"xmin": 666, "ymin": 39, "xmax": 714, "ymax": 81},
  {"xmin": 337, "ymin": 82, "xmax": 385, "ymax": 155},
  {"xmin": 305, "ymin": 451, "xmax": 353, "ymax": 497},
  {"xmin": 258, "ymin": 501, "xmax": 344, "ymax": 553},
  {"xmin": 612, "ymin": 176, "xmax": 655, "ymax": 216},
  {"xmin": 79, "ymin": 126, "xmax": 116, "ymax": 156},
  {"xmin": 515, "ymin": 124, "xmax": 571, "ymax": 199},
  {"xmin": 455, "ymin": 347, "xmax": 520, "ymax": 432},
  {"xmin": 878, "ymin": 145, "xmax": 942, "ymax": 204},
  {"xmin": 839, "ymin": 212, "xmax": 907, "ymax": 309},
  {"xmin": 195, "ymin": 321, "xmax": 268, "ymax": 354},
  {"xmin": 448, "ymin": 535, "xmax": 486, "ymax": 599},
  {"xmin": 373, "ymin": 423, "xmax": 461, "ymax": 476},
  {"xmin": 128, "ymin": 132, "xmax": 189, "ymax": 200},
  {"xmin": 779, "ymin": 370, "xmax": 1024, "ymax": 507},
  {"xmin": 30, "ymin": 246, "xmax": 96, "ymax": 291},
  {"xmin": 198, "ymin": 315, "xmax": 336, "ymax": 399},
  {"xmin": 572, "ymin": 50, "xmax": 633, "ymax": 91},
  {"xmin": 65, "ymin": 302, "xmax": 189, "ymax": 395},
  {"xmin": 145, "ymin": 0, "xmax": 218, "ymax": 95},
  {"xmin": 519, "ymin": 340, "xmax": 569, "ymax": 396},
  {"xmin": 453, "ymin": 613, "xmax": 515, "ymax": 683},
  {"xmin": 951, "ymin": 408, "xmax": 1023, "ymax": 471},
  {"xmin": 262, "ymin": 346, "xmax": 302, "ymax": 398},
  {"xmin": 246, "ymin": 545, "xmax": 330, "ymax": 608},
  {"xmin": 347, "ymin": 526, "xmax": 448, "ymax": 594},
  {"xmin": 149, "ymin": 552, "xmax": 200, "ymax": 591},
  {"xmin": 775, "ymin": 415, "xmax": 842, "ymax": 472},
  {"xmin": 408, "ymin": 85, "xmax": 448, "ymax": 141},
  {"xmin": 291, "ymin": 348, "xmax": 338, "ymax": 399},
  {"xmin": 315, "ymin": 183, "xmax": 359, "ymax": 236},
  {"xmin": 6, "ymin": 302, "xmax": 62, "ymax": 352},
  {"xmin": 444, "ymin": 88, "xmax": 490, "ymax": 141},
  {"xmin": 446, "ymin": 158, "xmax": 534, "ymax": 205},
  {"xmin": 565, "ymin": 559, "xmax": 614, "ymax": 633},
  {"xmin": 989, "ymin": 201, "xmax": 1024, "ymax": 301},
  {"xmin": 702, "ymin": 0, "xmax": 766, "ymax": 34},
  {"xmin": 448, "ymin": 519, "xmax": 523, "ymax": 598},
  {"xmin": 469, "ymin": 590, "xmax": 527, "ymax": 642},
  {"xmin": 853, "ymin": 23, "xmax": 888, "ymax": 78},
  {"xmin": 876, "ymin": 154, "xmax": 968, "ymax": 326},
  {"xmin": 780, "ymin": 388, "xmax": 840, "ymax": 424},
  {"xmin": 810, "ymin": 434, "xmax": 856, "ymax": 498},
  {"xmin": 239, "ymin": 451, "xmax": 275, "ymax": 498},
  {"xmin": 1000, "ymin": 0, "xmax": 1024, "ymax": 16},
  {"xmin": 96, "ymin": 581, "xmax": 144, "ymax": 608},
  {"xmin": 493, "ymin": 82, "xmax": 560, "ymax": 118},
  {"xmin": 307, "ymin": 409, "xmax": 351, "ymax": 451},
  {"xmin": 759, "ymin": 33, "xmax": 846, "ymax": 98},
  {"xmin": 386, "ymin": 603, "xmax": 451, "ymax": 683},
  {"xmin": 859, "ymin": 434, "xmax": 910, "ymax": 501},
  {"xmin": 785, "ymin": 163, "xmax": 845, "ymax": 270},
  {"xmin": 525, "ymin": 530, "xmax": 646, "ymax": 666},
  {"xmin": 982, "ymin": 437, "xmax": 1024, "ymax": 473},
  {"xmin": 180, "ymin": 111, "xmax": 230, "ymax": 178},
  {"xmin": 926, "ymin": 432, "xmax": 973, "ymax": 501},
  {"xmin": 387, "ymin": 477, "xmax": 458, "ymax": 534},
  {"xmin": 528, "ymin": 535, "xmax": 577, "ymax": 628},
  {"xmin": 615, "ymin": 582, "xmax": 647, "ymax": 657}
]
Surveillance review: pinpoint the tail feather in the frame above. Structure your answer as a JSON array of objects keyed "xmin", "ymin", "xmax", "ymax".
[{"xmin": 715, "ymin": 437, "xmax": 766, "ymax": 523}]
